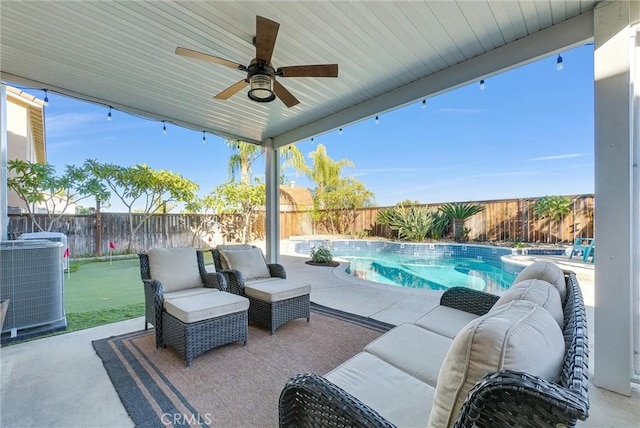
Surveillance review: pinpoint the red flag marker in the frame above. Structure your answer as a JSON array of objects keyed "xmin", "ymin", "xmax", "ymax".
[
  {"xmin": 63, "ymin": 248, "xmax": 70, "ymax": 258},
  {"xmin": 109, "ymin": 241, "xmax": 116, "ymax": 249}
]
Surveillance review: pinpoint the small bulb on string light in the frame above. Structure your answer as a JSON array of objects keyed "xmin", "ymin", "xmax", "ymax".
[
  {"xmin": 202, "ymin": 131, "xmax": 206, "ymax": 144},
  {"xmin": 43, "ymin": 89, "xmax": 49, "ymax": 106},
  {"xmin": 375, "ymin": 116, "xmax": 379, "ymax": 125},
  {"xmin": 311, "ymin": 137, "xmax": 314, "ymax": 143},
  {"xmin": 421, "ymin": 99, "xmax": 426, "ymax": 109},
  {"xmin": 339, "ymin": 128, "xmax": 343, "ymax": 135},
  {"xmin": 107, "ymin": 106, "xmax": 112, "ymax": 121},
  {"xmin": 479, "ymin": 80, "xmax": 486, "ymax": 90},
  {"xmin": 556, "ymin": 55, "xmax": 563, "ymax": 71},
  {"xmin": 162, "ymin": 121, "xmax": 167, "ymax": 134}
]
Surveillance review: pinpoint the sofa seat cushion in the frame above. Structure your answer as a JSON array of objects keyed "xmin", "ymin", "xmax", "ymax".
[
  {"xmin": 164, "ymin": 287, "xmax": 218, "ymax": 300},
  {"xmin": 513, "ymin": 261, "xmax": 567, "ymax": 302},
  {"xmin": 427, "ymin": 300, "xmax": 565, "ymax": 428},
  {"xmin": 219, "ymin": 247, "xmax": 271, "ymax": 280},
  {"xmin": 148, "ymin": 247, "xmax": 202, "ymax": 293},
  {"xmin": 244, "ymin": 278, "xmax": 311, "ymax": 303},
  {"xmin": 364, "ymin": 323, "xmax": 452, "ymax": 387},
  {"xmin": 325, "ymin": 352, "xmax": 435, "ymax": 428},
  {"xmin": 164, "ymin": 291, "xmax": 249, "ymax": 324},
  {"xmin": 494, "ymin": 279, "xmax": 564, "ymax": 328},
  {"xmin": 414, "ymin": 306, "xmax": 480, "ymax": 339}
]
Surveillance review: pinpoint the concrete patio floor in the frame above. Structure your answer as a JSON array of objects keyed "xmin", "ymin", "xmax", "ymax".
[{"xmin": 1, "ymin": 252, "xmax": 638, "ymax": 427}]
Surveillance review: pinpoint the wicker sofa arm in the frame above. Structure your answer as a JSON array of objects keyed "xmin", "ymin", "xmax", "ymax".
[
  {"xmin": 202, "ymin": 271, "xmax": 228, "ymax": 291},
  {"xmin": 143, "ymin": 278, "xmax": 165, "ymax": 348},
  {"xmin": 279, "ymin": 373, "xmax": 395, "ymax": 428},
  {"xmin": 216, "ymin": 269, "xmax": 245, "ymax": 296},
  {"xmin": 454, "ymin": 370, "xmax": 589, "ymax": 428},
  {"xmin": 267, "ymin": 263, "xmax": 287, "ymax": 279},
  {"xmin": 439, "ymin": 287, "xmax": 499, "ymax": 316}
]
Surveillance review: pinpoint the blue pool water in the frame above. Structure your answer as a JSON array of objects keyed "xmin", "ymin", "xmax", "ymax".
[{"xmin": 295, "ymin": 240, "xmax": 525, "ymax": 292}]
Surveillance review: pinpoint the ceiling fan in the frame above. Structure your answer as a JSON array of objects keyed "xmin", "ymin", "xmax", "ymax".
[{"xmin": 175, "ymin": 16, "xmax": 338, "ymax": 108}]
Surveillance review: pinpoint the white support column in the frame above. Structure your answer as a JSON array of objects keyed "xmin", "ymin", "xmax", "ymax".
[
  {"xmin": 0, "ymin": 84, "xmax": 8, "ymax": 240},
  {"xmin": 264, "ymin": 140, "xmax": 280, "ymax": 264},
  {"xmin": 593, "ymin": 0, "xmax": 636, "ymax": 395}
]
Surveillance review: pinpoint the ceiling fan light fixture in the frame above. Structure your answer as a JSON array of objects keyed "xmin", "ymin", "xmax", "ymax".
[{"xmin": 248, "ymin": 73, "xmax": 275, "ymax": 102}]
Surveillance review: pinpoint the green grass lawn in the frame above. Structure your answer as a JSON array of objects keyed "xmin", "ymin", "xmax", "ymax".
[{"xmin": 65, "ymin": 258, "xmax": 144, "ymax": 313}]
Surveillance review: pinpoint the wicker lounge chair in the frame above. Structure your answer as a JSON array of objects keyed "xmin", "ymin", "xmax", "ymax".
[
  {"xmin": 139, "ymin": 247, "xmax": 249, "ymax": 366},
  {"xmin": 211, "ymin": 246, "xmax": 311, "ymax": 334}
]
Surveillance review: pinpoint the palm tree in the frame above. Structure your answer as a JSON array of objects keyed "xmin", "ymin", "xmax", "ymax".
[
  {"xmin": 301, "ymin": 144, "xmax": 354, "ymax": 197},
  {"xmin": 227, "ymin": 140, "xmax": 307, "ymax": 185},
  {"xmin": 226, "ymin": 140, "xmax": 262, "ymax": 184},
  {"xmin": 439, "ymin": 202, "xmax": 485, "ymax": 242},
  {"xmin": 533, "ymin": 195, "xmax": 572, "ymax": 243}
]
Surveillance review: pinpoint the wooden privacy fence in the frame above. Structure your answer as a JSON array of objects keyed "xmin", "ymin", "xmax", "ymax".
[
  {"xmin": 279, "ymin": 195, "xmax": 594, "ymax": 244},
  {"xmin": 7, "ymin": 195, "xmax": 593, "ymax": 255}
]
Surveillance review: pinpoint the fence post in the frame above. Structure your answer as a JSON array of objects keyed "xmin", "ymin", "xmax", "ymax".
[{"xmin": 95, "ymin": 199, "xmax": 101, "ymax": 255}]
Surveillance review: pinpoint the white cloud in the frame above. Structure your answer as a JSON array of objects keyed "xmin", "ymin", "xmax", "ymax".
[
  {"xmin": 46, "ymin": 112, "xmax": 103, "ymax": 136},
  {"xmin": 528, "ymin": 153, "xmax": 587, "ymax": 161}
]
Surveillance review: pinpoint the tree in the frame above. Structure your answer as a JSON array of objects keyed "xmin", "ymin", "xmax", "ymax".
[
  {"xmin": 87, "ymin": 160, "xmax": 198, "ymax": 251},
  {"xmin": 295, "ymin": 144, "xmax": 374, "ymax": 234},
  {"xmin": 314, "ymin": 177, "xmax": 374, "ymax": 235},
  {"xmin": 300, "ymin": 144, "xmax": 354, "ymax": 197},
  {"xmin": 533, "ymin": 195, "xmax": 572, "ymax": 243},
  {"xmin": 226, "ymin": 140, "xmax": 263, "ymax": 184},
  {"xmin": 210, "ymin": 179, "xmax": 266, "ymax": 244},
  {"xmin": 439, "ymin": 202, "xmax": 485, "ymax": 242},
  {"xmin": 7, "ymin": 159, "xmax": 109, "ymax": 231},
  {"xmin": 183, "ymin": 195, "xmax": 220, "ymax": 247},
  {"xmin": 226, "ymin": 139, "xmax": 307, "ymax": 185}
]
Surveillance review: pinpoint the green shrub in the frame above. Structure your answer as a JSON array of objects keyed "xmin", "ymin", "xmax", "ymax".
[
  {"xmin": 310, "ymin": 245, "xmax": 333, "ymax": 263},
  {"xmin": 376, "ymin": 205, "xmax": 436, "ymax": 242}
]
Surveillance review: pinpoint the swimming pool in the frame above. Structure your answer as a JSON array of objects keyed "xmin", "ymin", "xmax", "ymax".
[{"xmin": 294, "ymin": 240, "xmax": 525, "ymax": 292}]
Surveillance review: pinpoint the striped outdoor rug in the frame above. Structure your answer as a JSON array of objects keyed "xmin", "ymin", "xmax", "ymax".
[{"xmin": 93, "ymin": 304, "xmax": 392, "ymax": 428}]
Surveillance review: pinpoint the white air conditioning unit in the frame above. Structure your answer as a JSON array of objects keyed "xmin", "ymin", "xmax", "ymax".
[
  {"xmin": 1, "ymin": 240, "xmax": 67, "ymax": 340},
  {"xmin": 18, "ymin": 232, "xmax": 69, "ymax": 271}
]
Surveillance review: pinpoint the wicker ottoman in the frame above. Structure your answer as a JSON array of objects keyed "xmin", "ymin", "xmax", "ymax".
[
  {"xmin": 244, "ymin": 278, "xmax": 311, "ymax": 334},
  {"xmin": 162, "ymin": 291, "xmax": 249, "ymax": 366}
]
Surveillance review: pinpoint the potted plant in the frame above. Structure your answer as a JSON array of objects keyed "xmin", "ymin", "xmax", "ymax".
[{"xmin": 306, "ymin": 245, "xmax": 339, "ymax": 267}]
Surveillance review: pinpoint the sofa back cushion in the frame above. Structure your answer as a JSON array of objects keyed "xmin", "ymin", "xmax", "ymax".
[
  {"xmin": 513, "ymin": 261, "xmax": 567, "ymax": 302},
  {"xmin": 427, "ymin": 300, "xmax": 565, "ymax": 428},
  {"xmin": 215, "ymin": 245, "xmax": 255, "ymax": 269},
  {"xmin": 494, "ymin": 279, "xmax": 564, "ymax": 328},
  {"xmin": 148, "ymin": 247, "xmax": 202, "ymax": 293},
  {"xmin": 219, "ymin": 247, "xmax": 271, "ymax": 281}
]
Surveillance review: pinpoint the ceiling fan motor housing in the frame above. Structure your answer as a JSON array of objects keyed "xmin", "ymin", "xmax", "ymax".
[{"xmin": 247, "ymin": 60, "xmax": 276, "ymax": 102}]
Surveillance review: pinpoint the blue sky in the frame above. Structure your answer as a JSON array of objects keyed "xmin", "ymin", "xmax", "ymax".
[{"xmin": 41, "ymin": 44, "xmax": 594, "ymax": 212}]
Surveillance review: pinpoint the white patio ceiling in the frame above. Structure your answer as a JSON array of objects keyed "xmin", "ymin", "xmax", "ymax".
[{"xmin": 0, "ymin": 1, "xmax": 596, "ymax": 148}]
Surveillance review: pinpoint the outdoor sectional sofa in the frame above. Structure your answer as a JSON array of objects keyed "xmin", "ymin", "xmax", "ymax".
[{"xmin": 279, "ymin": 262, "xmax": 590, "ymax": 427}]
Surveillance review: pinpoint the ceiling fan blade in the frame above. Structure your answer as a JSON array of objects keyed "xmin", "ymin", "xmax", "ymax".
[
  {"xmin": 255, "ymin": 16, "xmax": 279, "ymax": 63},
  {"xmin": 175, "ymin": 47, "xmax": 245, "ymax": 70},
  {"xmin": 214, "ymin": 80, "xmax": 249, "ymax": 100},
  {"xmin": 274, "ymin": 80, "xmax": 300, "ymax": 108},
  {"xmin": 277, "ymin": 64, "xmax": 339, "ymax": 78}
]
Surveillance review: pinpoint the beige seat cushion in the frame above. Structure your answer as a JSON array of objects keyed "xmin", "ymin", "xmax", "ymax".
[
  {"xmin": 244, "ymin": 278, "xmax": 311, "ymax": 302},
  {"xmin": 427, "ymin": 300, "xmax": 565, "ymax": 428},
  {"xmin": 326, "ymin": 352, "xmax": 435, "ymax": 428},
  {"xmin": 364, "ymin": 323, "xmax": 452, "ymax": 387},
  {"xmin": 414, "ymin": 306, "xmax": 480, "ymax": 339},
  {"xmin": 494, "ymin": 279, "xmax": 564, "ymax": 328},
  {"xmin": 215, "ymin": 245, "xmax": 256, "ymax": 269},
  {"xmin": 148, "ymin": 247, "xmax": 202, "ymax": 293},
  {"xmin": 164, "ymin": 287, "xmax": 218, "ymax": 300},
  {"xmin": 513, "ymin": 261, "xmax": 567, "ymax": 302},
  {"xmin": 219, "ymin": 247, "xmax": 271, "ymax": 280},
  {"xmin": 164, "ymin": 291, "xmax": 249, "ymax": 324}
]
